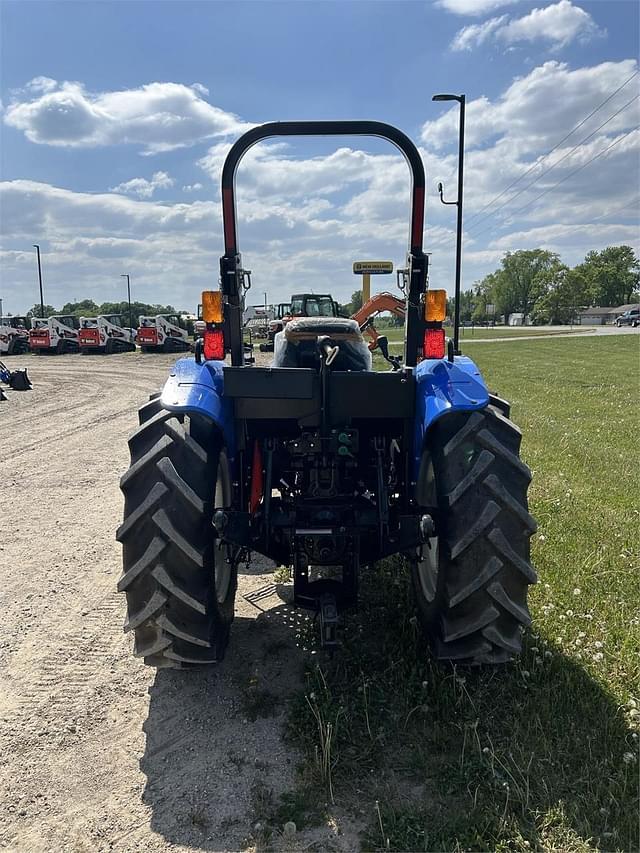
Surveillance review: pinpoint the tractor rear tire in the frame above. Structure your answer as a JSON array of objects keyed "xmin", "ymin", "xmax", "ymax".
[
  {"xmin": 117, "ymin": 395, "xmax": 236, "ymax": 668},
  {"xmin": 412, "ymin": 404, "xmax": 537, "ymax": 664}
]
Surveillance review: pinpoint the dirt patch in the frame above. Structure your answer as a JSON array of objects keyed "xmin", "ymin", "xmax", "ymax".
[{"xmin": 0, "ymin": 352, "xmax": 360, "ymax": 852}]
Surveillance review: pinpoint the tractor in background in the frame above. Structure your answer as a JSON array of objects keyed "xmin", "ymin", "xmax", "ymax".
[
  {"xmin": 259, "ymin": 295, "xmax": 338, "ymax": 352},
  {"xmin": 117, "ymin": 121, "xmax": 536, "ymax": 669}
]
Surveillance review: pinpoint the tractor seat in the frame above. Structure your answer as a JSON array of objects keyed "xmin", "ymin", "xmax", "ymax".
[{"xmin": 273, "ymin": 317, "xmax": 372, "ymax": 371}]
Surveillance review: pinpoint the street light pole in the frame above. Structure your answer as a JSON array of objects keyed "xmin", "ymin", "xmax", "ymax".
[
  {"xmin": 33, "ymin": 244, "xmax": 45, "ymax": 318},
  {"xmin": 120, "ymin": 274, "xmax": 132, "ymax": 337},
  {"xmin": 432, "ymin": 93, "xmax": 466, "ymax": 355}
]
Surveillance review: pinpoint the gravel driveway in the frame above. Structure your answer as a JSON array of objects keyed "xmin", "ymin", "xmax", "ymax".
[{"xmin": 0, "ymin": 352, "xmax": 357, "ymax": 853}]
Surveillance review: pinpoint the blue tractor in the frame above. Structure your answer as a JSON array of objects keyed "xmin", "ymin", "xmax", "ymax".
[{"xmin": 117, "ymin": 121, "xmax": 537, "ymax": 667}]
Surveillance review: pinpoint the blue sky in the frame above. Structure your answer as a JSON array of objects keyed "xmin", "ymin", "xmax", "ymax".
[{"xmin": 1, "ymin": 0, "xmax": 638, "ymax": 314}]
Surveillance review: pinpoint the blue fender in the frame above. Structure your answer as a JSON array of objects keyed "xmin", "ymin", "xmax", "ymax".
[
  {"xmin": 160, "ymin": 357, "xmax": 235, "ymax": 457},
  {"xmin": 413, "ymin": 355, "xmax": 489, "ymax": 476}
]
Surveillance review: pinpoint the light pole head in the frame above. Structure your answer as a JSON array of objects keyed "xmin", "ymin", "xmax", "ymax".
[
  {"xmin": 432, "ymin": 93, "xmax": 463, "ymax": 103},
  {"xmin": 33, "ymin": 243, "xmax": 40, "ymax": 249}
]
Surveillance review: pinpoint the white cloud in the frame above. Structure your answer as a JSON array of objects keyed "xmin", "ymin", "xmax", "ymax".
[
  {"xmin": 110, "ymin": 171, "xmax": 174, "ymax": 199},
  {"xmin": 183, "ymin": 182, "xmax": 203, "ymax": 192},
  {"xmin": 499, "ymin": 0, "xmax": 603, "ymax": 47},
  {"xmin": 1, "ymin": 58, "xmax": 637, "ymax": 313},
  {"xmin": 451, "ymin": 15, "xmax": 507, "ymax": 51},
  {"xmin": 422, "ymin": 59, "xmax": 638, "ymax": 152},
  {"xmin": 451, "ymin": 1, "xmax": 604, "ymax": 51},
  {"xmin": 4, "ymin": 81, "xmax": 250, "ymax": 154},
  {"xmin": 436, "ymin": 0, "xmax": 519, "ymax": 15},
  {"xmin": 25, "ymin": 76, "xmax": 58, "ymax": 94}
]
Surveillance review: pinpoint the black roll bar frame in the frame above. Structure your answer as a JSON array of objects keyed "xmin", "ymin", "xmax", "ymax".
[{"xmin": 219, "ymin": 121, "xmax": 428, "ymax": 367}]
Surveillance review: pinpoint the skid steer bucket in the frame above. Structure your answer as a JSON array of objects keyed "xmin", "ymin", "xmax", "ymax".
[{"xmin": 9, "ymin": 369, "xmax": 32, "ymax": 391}]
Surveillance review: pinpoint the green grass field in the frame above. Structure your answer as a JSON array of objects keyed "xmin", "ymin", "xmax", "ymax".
[
  {"xmin": 280, "ymin": 336, "xmax": 639, "ymax": 852},
  {"xmin": 381, "ymin": 325, "xmax": 593, "ymax": 344}
]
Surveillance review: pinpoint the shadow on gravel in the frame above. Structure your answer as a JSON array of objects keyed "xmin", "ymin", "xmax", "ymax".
[{"xmin": 140, "ymin": 595, "xmax": 311, "ymax": 851}]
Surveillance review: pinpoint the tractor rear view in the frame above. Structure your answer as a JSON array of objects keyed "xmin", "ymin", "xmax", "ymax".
[{"xmin": 117, "ymin": 121, "xmax": 536, "ymax": 668}]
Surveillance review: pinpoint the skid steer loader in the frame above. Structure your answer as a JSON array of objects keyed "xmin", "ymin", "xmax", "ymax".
[
  {"xmin": 117, "ymin": 121, "xmax": 536, "ymax": 668},
  {"xmin": 0, "ymin": 316, "xmax": 30, "ymax": 355},
  {"xmin": 29, "ymin": 315, "xmax": 80, "ymax": 354},
  {"xmin": 79, "ymin": 315, "xmax": 137, "ymax": 354}
]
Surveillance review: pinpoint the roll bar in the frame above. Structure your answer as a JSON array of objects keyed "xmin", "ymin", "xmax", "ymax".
[
  {"xmin": 220, "ymin": 121, "xmax": 428, "ymax": 367},
  {"xmin": 221, "ymin": 121, "xmax": 425, "ymax": 256}
]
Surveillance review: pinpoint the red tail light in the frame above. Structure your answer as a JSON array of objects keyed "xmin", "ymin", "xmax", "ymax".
[
  {"xmin": 204, "ymin": 328, "xmax": 225, "ymax": 360},
  {"xmin": 423, "ymin": 328, "xmax": 445, "ymax": 359}
]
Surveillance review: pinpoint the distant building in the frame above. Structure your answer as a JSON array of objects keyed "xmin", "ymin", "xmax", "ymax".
[{"xmin": 577, "ymin": 303, "xmax": 640, "ymax": 325}]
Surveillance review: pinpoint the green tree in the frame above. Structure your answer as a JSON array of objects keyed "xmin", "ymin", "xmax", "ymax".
[
  {"xmin": 496, "ymin": 249, "xmax": 559, "ymax": 319},
  {"xmin": 454, "ymin": 288, "xmax": 477, "ymax": 323},
  {"xmin": 532, "ymin": 264, "xmax": 592, "ymax": 324},
  {"xmin": 342, "ymin": 290, "xmax": 364, "ymax": 316},
  {"xmin": 59, "ymin": 299, "xmax": 100, "ymax": 316},
  {"xmin": 26, "ymin": 304, "xmax": 57, "ymax": 318},
  {"xmin": 575, "ymin": 246, "xmax": 640, "ymax": 307},
  {"xmin": 471, "ymin": 272, "xmax": 502, "ymax": 322}
]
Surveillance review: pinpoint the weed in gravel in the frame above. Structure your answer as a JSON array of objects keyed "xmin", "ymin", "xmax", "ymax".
[{"xmin": 241, "ymin": 679, "xmax": 282, "ymax": 721}]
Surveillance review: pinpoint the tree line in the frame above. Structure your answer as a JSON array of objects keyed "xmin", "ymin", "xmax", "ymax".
[
  {"xmin": 17, "ymin": 245, "xmax": 639, "ymax": 327},
  {"xmin": 24, "ymin": 299, "xmax": 183, "ymax": 321},
  {"xmin": 460, "ymin": 245, "xmax": 639, "ymax": 325}
]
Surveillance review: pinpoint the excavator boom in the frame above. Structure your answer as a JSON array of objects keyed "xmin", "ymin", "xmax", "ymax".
[{"xmin": 351, "ymin": 291, "xmax": 406, "ymax": 369}]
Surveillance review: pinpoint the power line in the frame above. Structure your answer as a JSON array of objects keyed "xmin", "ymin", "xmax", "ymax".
[
  {"xmin": 468, "ymin": 128, "xmax": 638, "ymax": 241},
  {"xmin": 464, "ymin": 69, "xmax": 639, "ymax": 227},
  {"xmin": 467, "ymin": 93, "xmax": 639, "ymax": 235},
  {"xmin": 588, "ymin": 197, "xmax": 640, "ymax": 223}
]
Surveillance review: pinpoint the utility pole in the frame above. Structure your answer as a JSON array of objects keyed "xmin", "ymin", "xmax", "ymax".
[
  {"xmin": 432, "ymin": 93, "xmax": 466, "ymax": 355},
  {"xmin": 33, "ymin": 244, "xmax": 45, "ymax": 317},
  {"xmin": 120, "ymin": 274, "xmax": 132, "ymax": 337}
]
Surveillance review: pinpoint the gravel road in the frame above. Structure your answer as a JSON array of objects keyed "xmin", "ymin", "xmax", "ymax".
[{"xmin": 0, "ymin": 352, "xmax": 356, "ymax": 853}]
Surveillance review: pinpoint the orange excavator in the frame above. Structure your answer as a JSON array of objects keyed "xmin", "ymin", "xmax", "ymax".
[{"xmin": 352, "ymin": 291, "xmax": 406, "ymax": 369}]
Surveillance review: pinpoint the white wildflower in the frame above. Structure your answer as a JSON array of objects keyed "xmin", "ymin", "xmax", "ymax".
[
  {"xmin": 566, "ymin": 610, "xmax": 574, "ymax": 617},
  {"xmin": 622, "ymin": 752, "xmax": 637, "ymax": 765},
  {"xmin": 544, "ymin": 651, "xmax": 552, "ymax": 660},
  {"xmin": 573, "ymin": 588, "xmax": 581, "ymax": 596},
  {"xmin": 593, "ymin": 652, "xmax": 604, "ymax": 662},
  {"xmin": 594, "ymin": 641, "xmax": 603, "ymax": 649},
  {"xmin": 578, "ymin": 631, "xmax": 586, "ymax": 639}
]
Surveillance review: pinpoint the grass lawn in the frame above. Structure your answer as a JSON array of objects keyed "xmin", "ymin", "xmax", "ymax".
[
  {"xmin": 281, "ymin": 335, "xmax": 639, "ymax": 852},
  {"xmin": 381, "ymin": 326, "xmax": 593, "ymax": 344}
]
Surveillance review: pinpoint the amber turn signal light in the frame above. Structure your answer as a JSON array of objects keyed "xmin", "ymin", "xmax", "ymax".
[
  {"xmin": 202, "ymin": 290, "xmax": 224, "ymax": 323},
  {"xmin": 425, "ymin": 289, "xmax": 447, "ymax": 323}
]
